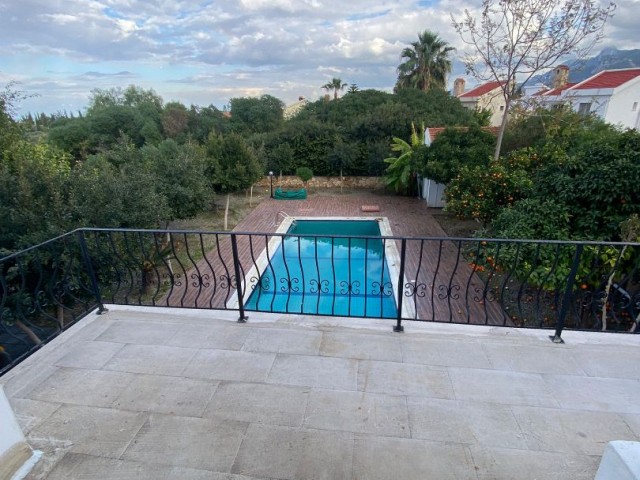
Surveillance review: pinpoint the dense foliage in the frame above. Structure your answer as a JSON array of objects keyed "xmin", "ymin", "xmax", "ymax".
[
  {"xmin": 2, "ymin": 82, "xmax": 478, "ymax": 251},
  {"xmin": 443, "ymin": 109, "xmax": 640, "ymax": 242}
]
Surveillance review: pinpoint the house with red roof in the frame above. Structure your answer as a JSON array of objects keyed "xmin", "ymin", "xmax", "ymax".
[
  {"xmin": 534, "ymin": 66, "xmax": 640, "ymax": 129},
  {"xmin": 454, "ymin": 78, "xmax": 507, "ymax": 127}
]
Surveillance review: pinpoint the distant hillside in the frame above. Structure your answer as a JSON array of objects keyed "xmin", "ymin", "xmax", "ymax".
[{"xmin": 528, "ymin": 47, "xmax": 640, "ymax": 86}]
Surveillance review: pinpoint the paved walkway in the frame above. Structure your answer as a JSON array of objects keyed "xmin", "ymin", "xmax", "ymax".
[{"xmin": 2, "ymin": 306, "xmax": 639, "ymax": 479}]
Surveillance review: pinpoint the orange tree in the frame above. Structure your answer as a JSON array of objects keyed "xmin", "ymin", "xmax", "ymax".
[{"xmin": 445, "ymin": 149, "xmax": 537, "ymax": 226}]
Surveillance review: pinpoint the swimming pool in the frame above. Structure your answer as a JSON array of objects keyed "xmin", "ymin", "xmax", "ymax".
[{"xmin": 244, "ymin": 219, "xmax": 398, "ymax": 318}]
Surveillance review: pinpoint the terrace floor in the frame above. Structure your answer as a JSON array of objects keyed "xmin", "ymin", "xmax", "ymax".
[{"xmin": 2, "ymin": 306, "xmax": 640, "ymax": 479}]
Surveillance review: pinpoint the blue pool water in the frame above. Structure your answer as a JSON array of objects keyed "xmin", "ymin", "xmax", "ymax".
[{"xmin": 244, "ymin": 220, "xmax": 398, "ymax": 318}]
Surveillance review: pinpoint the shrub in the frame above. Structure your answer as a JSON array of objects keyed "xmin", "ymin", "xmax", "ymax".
[
  {"xmin": 445, "ymin": 150, "xmax": 535, "ymax": 225},
  {"xmin": 296, "ymin": 166, "xmax": 313, "ymax": 184}
]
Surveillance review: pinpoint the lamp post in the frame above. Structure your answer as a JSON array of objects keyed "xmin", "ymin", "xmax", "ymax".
[{"xmin": 269, "ymin": 171, "xmax": 274, "ymax": 198}]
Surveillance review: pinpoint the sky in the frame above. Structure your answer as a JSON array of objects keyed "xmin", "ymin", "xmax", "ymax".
[{"xmin": 1, "ymin": 0, "xmax": 639, "ymax": 116}]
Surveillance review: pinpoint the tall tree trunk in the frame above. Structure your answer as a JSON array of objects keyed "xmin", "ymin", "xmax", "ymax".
[
  {"xmin": 493, "ymin": 96, "xmax": 511, "ymax": 161},
  {"xmin": 15, "ymin": 320, "xmax": 42, "ymax": 345},
  {"xmin": 224, "ymin": 193, "xmax": 230, "ymax": 231}
]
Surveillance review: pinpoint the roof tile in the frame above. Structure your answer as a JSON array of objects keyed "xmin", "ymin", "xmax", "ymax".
[{"xmin": 458, "ymin": 81, "xmax": 505, "ymax": 98}]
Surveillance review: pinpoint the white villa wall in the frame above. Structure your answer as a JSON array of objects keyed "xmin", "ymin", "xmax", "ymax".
[
  {"xmin": 603, "ymin": 81, "xmax": 640, "ymax": 129},
  {"xmin": 0, "ymin": 387, "xmax": 33, "ymax": 479},
  {"xmin": 477, "ymin": 90, "xmax": 506, "ymax": 127},
  {"xmin": 566, "ymin": 92, "xmax": 611, "ymax": 119},
  {"xmin": 459, "ymin": 88, "xmax": 505, "ymax": 127}
]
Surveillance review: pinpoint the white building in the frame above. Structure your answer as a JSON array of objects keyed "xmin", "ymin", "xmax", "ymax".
[
  {"xmin": 534, "ymin": 66, "xmax": 640, "ymax": 130},
  {"xmin": 454, "ymin": 79, "xmax": 507, "ymax": 127}
]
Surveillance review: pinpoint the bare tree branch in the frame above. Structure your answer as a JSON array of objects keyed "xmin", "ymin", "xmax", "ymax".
[{"xmin": 452, "ymin": 0, "xmax": 615, "ymax": 160}]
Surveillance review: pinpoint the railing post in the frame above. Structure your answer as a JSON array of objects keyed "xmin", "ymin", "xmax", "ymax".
[
  {"xmin": 230, "ymin": 233, "xmax": 248, "ymax": 323},
  {"xmin": 76, "ymin": 230, "xmax": 107, "ymax": 314},
  {"xmin": 551, "ymin": 244, "xmax": 583, "ymax": 343},
  {"xmin": 394, "ymin": 238, "xmax": 406, "ymax": 332}
]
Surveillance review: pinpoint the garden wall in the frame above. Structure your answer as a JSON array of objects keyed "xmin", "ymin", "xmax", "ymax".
[{"xmin": 253, "ymin": 176, "xmax": 385, "ymax": 190}]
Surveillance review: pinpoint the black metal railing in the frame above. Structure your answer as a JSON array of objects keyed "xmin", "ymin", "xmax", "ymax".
[{"xmin": 2, "ymin": 228, "xmax": 639, "ymax": 373}]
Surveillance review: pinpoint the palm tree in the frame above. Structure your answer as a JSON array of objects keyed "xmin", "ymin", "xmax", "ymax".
[
  {"xmin": 396, "ymin": 30, "xmax": 455, "ymax": 92},
  {"xmin": 322, "ymin": 78, "xmax": 347, "ymax": 100}
]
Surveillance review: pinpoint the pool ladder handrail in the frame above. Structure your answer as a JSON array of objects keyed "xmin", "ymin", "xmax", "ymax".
[{"xmin": 274, "ymin": 211, "xmax": 293, "ymax": 226}]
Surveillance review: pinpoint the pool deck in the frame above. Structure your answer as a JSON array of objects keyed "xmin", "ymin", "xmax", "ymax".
[
  {"xmin": 2, "ymin": 306, "xmax": 639, "ymax": 479},
  {"xmin": 166, "ymin": 191, "xmax": 505, "ymax": 324}
]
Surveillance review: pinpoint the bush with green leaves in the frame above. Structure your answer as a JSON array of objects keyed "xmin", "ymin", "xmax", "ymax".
[
  {"xmin": 491, "ymin": 198, "xmax": 570, "ymax": 240},
  {"xmin": 445, "ymin": 149, "xmax": 536, "ymax": 225},
  {"xmin": 421, "ymin": 125, "xmax": 495, "ymax": 184},
  {"xmin": 296, "ymin": 166, "xmax": 313, "ymax": 184},
  {"xmin": 533, "ymin": 130, "xmax": 640, "ymax": 240}
]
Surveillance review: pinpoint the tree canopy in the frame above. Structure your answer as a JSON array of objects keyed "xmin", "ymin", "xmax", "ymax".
[{"xmin": 395, "ymin": 30, "xmax": 455, "ymax": 92}]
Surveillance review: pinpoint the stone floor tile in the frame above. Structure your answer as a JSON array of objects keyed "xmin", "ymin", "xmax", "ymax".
[
  {"xmin": 231, "ymin": 424, "xmax": 353, "ymax": 480},
  {"xmin": 8, "ymin": 397, "xmax": 61, "ymax": 434},
  {"xmin": 25, "ymin": 368, "xmax": 135, "ymax": 407},
  {"xmin": 266, "ymin": 354, "xmax": 357, "ymax": 390},
  {"xmin": 54, "ymin": 340, "xmax": 125, "ymax": 370},
  {"xmin": 203, "ymin": 382, "xmax": 309, "ymax": 427},
  {"xmin": 482, "ymin": 343, "xmax": 586, "ymax": 375},
  {"xmin": 29, "ymin": 405, "xmax": 148, "ymax": 459},
  {"xmin": 352, "ymin": 435, "xmax": 477, "ymax": 480},
  {"xmin": 1, "ymin": 364, "xmax": 60, "ymax": 399},
  {"xmin": 408, "ymin": 397, "xmax": 527, "ymax": 449},
  {"xmin": 103, "ymin": 344, "xmax": 198, "ymax": 376},
  {"xmin": 96, "ymin": 320, "xmax": 181, "ymax": 345},
  {"xmin": 242, "ymin": 327, "xmax": 322, "ymax": 355},
  {"xmin": 511, "ymin": 405, "xmax": 638, "ymax": 455},
  {"xmin": 113, "ymin": 374, "xmax": 219, "ymax": 417},
  {"xmin": 122, "ymin": 414, "xmax": 248, "ymax": 472},
  {"xmin": 470, "ymin": 446, "xmax": 600, "ymax": 480},
  {"xmin": 622, "ymin": 413, "xmax": 640, "ymax": 438},
  {"xmin": 304, "ymin": 389, "xmax": 409, "ymax": 437},
  {"xmin": 319, "ymin": 331, "xmax": 402, "ymax": 361},
  {"xmin": 401, "ymin": 336, "xmax": 491, "ymax": 368},
  {"xmin": 544, "ymin": 374, "xmax": 640, "ymax": 413},
  {"xmin": 571, "ymin": 344, "xmax": 640, "ymax": 380},
  {"xmin": 44, "ymin": 453, "xmax": 256, "ymax": 480},
  {"xmin": 449, "ymin": 367, "xmax": 559, "ymax": 407},
  {"xmin": 357, "ymin": 360, "xmax": 454, "ymax": 398},
  {"xmin": 166, "ymin": 323, "xmax": 250, "ymax": 351},
  {"xmin": 182, "ymin": 350, "xmax": 275, "ymax": 382}
]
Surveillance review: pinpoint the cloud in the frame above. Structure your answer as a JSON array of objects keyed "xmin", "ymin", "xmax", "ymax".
[{"xmin": 1, "ymin": 0, "xmax": 638, "ymax": 115}]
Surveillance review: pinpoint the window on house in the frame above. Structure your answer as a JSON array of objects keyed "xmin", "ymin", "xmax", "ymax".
[
  {"xmin": 633, "ymin": 102, "xmax": 638, "ymax": 112},
  {"xmin": 499, "ymin": 105, "xmax": 504, "ymax": 111},
  {"xmin": 578, "ymin": 102, "xmax": 592, "ymax": 115}
]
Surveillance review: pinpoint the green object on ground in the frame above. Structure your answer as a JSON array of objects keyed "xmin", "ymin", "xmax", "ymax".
[{"xmin": 274, "ymin": 188, "xmax": 307, "ymax": 200}]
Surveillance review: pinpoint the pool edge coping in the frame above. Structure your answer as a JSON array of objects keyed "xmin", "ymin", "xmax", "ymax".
[{"xmin": 229, "ymin": 217, "xmax": 416, "ymax": 320}]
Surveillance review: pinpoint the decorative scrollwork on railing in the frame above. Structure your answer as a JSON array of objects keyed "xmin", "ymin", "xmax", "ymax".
[
  {"xmin": 250, "ymin": 275, "xmax": 271, "ymax": 291},
  {"xmin": 191, "ymin": 273, "xmax": 210, "ymax": 288},
  {"xmin": 340, "ymin": 280, "xmax": 360, "ymax": 295},
  {"xmin": 162, "ymin": 272, "xmax": 182, "ymax": 287},
  {"xmin": 219, "ymin": 274, "xmax": 236, "ymax": 289},
  {"xmin": 280, "ymin": 277, "xmax": 300, "ymax": 293},
  {"xmin": 372, "ymin": 281, "xmax": 393, "ymax": 297},
  {"xmin": 438, "ymin": 284, "xmax": 460, "ymax": 300},
  {"xmin": 310, "ymin": 279, "xmax": 329, "ymax": 294},
  {"xmin": 404, "ymin": 282, "xmax": 427, "ymax": 298},
  {"xmin": 472, "ymin": 286, "xmax": 496, "ymax": 304}
]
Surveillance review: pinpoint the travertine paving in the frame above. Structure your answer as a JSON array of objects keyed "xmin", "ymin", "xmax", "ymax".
[{"xmin": 2, "ymin": 305, "xmax": 639, "ymax": 480}]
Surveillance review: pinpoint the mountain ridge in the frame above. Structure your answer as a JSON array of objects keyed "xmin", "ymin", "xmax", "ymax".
[{"xmin": 528, "ymin": 47, "xmax": 640, "ymax": 87}]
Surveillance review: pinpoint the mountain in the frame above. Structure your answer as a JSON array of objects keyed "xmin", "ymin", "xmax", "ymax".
[{"xmin": 528, "ymin": 48, "xmax": 640, "ymax": 87}]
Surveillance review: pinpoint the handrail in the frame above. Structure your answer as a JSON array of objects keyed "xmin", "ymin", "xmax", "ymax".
[{"xmin": 2, "ymin": 227, "xmax": 639, "ymax": 375}]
